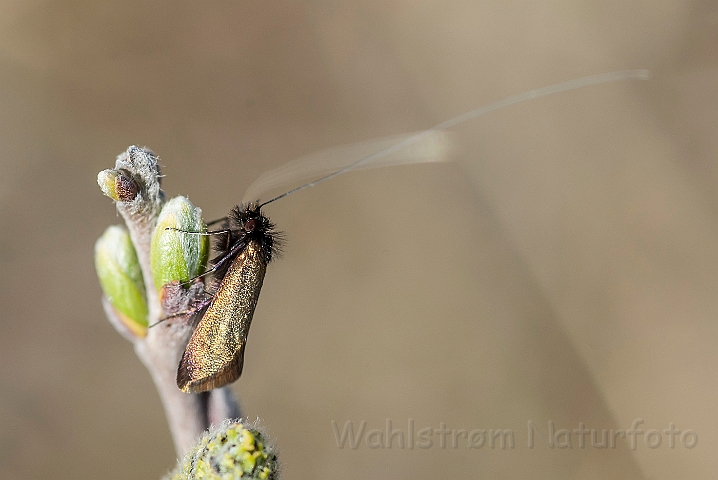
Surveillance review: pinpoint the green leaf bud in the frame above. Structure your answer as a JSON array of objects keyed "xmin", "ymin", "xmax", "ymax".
[
  {"xmin": 94, "ymin": 225, "xmax": 149, "ymax": 337},
  {"xmin": 150, "ymin": 196, "xmax": 209, "ymax": 292}
]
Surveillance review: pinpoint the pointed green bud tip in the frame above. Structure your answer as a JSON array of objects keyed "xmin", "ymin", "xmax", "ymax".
[
  {"xmin": 95, "ymin": 225, "xmax": 149, "ymax": 337},
  {"xmin": 167, "ymin": 421, "xmax": 279, "ymax": 480},
  {"xmin": 150, "ymin": 196, "xmax": 209, "ymax": 292},
  {"xmin": 97, "ymin": 169, "xmax": 139, "ymax": 202}
]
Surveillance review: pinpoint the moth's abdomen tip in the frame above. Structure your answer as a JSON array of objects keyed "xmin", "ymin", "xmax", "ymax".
[
  {"xmin": 176, "ymin": 371, "xmax": 224, "ymax": 394},
  {"xmin": 177, "ymin": 380, "xmax": 193, "ymax": 393},
  {"xmin": 176, "ymin": 349, "xmax": 246, "ymax": 393},
  {"xmin": 176, "ymin": 364, "xmax": 197, "ymax": 393},
  {"xmin": 176, "ymin": 356, "xmax": 211, "ymax": 393}
]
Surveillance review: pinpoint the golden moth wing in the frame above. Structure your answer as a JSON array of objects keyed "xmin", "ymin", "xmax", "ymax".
[{"xmin": 177, "ymin": 240, "xmax": 267, "ymax": 393}]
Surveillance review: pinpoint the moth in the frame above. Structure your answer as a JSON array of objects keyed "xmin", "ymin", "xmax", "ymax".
[
  {"xmin": 174, "ymin": 203, "xmax": 277, "ymax": 393},
  {"xmin": 171, "ymin": 70, "xmax": 649, "ymax": 393}
]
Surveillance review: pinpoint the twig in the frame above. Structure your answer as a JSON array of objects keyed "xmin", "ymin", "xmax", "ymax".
[{"xmin": 97, "ymin": 146, "xmax": 240, "ymax": 457}]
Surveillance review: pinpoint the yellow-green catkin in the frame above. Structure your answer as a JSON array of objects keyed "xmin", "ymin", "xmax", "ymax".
[{"xmin": 167, "ymin": 421, "xmax": 279, "ymax": 480}]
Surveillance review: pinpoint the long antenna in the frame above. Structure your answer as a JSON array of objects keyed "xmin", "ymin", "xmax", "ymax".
[{"xmin": 259, "ymin": 69, "xmax": 650, "ymax": 208}]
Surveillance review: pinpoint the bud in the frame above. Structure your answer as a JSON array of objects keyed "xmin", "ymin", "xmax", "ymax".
[
  {"xmin": 167, "ymin": 421, "xmax": 278, "ymax": 480},
  {"xmin": 150, "ymin": 196, "xmax": 209, "ymax": 292},
  {"xmin": 94, "ymin": 225, "xmax": 149, "ymax": 337},
  {"xmin": 97, "ymin": 169, "xmax": 139, "ymax": 202}
]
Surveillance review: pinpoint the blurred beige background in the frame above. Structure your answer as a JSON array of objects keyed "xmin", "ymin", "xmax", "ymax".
[{"xmin": 0, "ymin": 1, "xmax": 715, "ymax": 478}]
